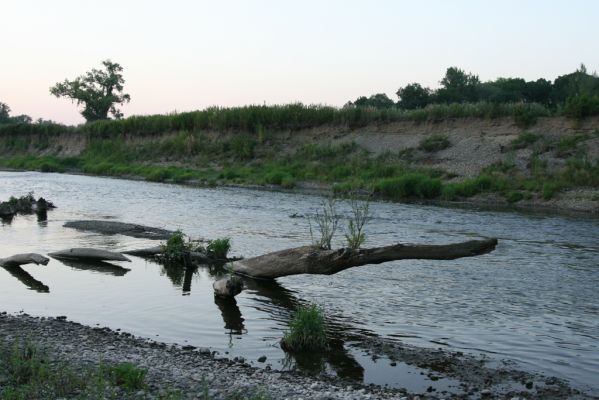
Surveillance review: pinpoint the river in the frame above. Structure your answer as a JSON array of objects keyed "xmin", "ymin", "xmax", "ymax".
[{"xmin": 1, "ymin": 171, "xmax": 598, "ymax": 395}]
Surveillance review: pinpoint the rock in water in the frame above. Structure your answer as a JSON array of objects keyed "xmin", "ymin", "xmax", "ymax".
[{"xmin": 213, "ymin": 276, "xmax": 244, "ymax": 297}]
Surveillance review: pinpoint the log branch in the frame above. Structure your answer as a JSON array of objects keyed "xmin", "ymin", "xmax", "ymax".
[
  {"xmin": 228, "ymin": 238, "xmax": 498, "ymax": 279},
  {"xmin": 0, "ymin": 253, "xmax": 50, "ymax": 268}
]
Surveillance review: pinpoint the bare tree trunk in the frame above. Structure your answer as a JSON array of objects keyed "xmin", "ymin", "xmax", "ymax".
[{"xmin": 228, "ymin": 238, "xmax": 498, "ymax": 279}]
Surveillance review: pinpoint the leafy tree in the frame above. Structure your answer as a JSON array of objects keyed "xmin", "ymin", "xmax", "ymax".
[
  {"xmin": 551, "ymin": 64, "xmax": 599, "ymax": 106},
  {"xmin": 0, "ymin": 102, "xmax": 11, "ymax": 123},
  {"xmin": 436, "ymin": 67, "xmax": 480, "ymax": 103},
  {"xmin": 396, "ymin": 83, "xmax": 431, "ymax": 109},
  {"xmin": 50, "ymin": 60, "xmax": 131, "ymax": 122},
  {"xmin": 523, "ymin": 78, "xmax": 552, "ymax": 105},
  {"xmin": 351, "ymin": 93, "xmax": 395, "ymax": 109}
]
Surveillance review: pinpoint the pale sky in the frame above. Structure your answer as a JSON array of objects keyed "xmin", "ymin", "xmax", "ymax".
[{"xmin": 2, "ymin": 0, "xmax": 598, "ymax": 125}]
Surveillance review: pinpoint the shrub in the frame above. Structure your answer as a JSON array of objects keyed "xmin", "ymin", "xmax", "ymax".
[
  {"xmin": 345, "ymin": 194, "xmax": 371, "ymax": 249},
  {"xmin": 281, "ymin": 304, "xmax": 328, "ymax": 352},
  {"xmin": 418, "ymin": 134, "xmax": 450, "ymax": 152},
  {"xmin": 563, "ymin": 94, "xmax": 599, "ymax": 119},
  {"xmin": 375, "ymin": 174, "xmax": 442, "ymax": 199},
  {"xmin": 161, "ymin": 230, "xmax": 192, "ymax": 263},
  {"xmin": 206, "ymin": 237, "xmax": 231, "ymax": 259},
  {"xmin": 309, "ymin": 197, "xmax": 340, "ymax": 250},
  {"xmin": 510, "ymin": 132, "xmax": 542, "ymax": 149},
  {"xmin": 105, "ymin": 362, "xmax": 147, "ymax": 391},
  {"xmin": 513, "ymin": 103, "xmax": 542, "ymax": 128}
]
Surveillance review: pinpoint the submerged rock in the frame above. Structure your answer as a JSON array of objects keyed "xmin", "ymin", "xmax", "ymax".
[
  {"xmin": 49, "ymin": 248, "xmax": 131, "ymax": 262},
  {"xmin": 64, "ymin": 220, "xmax": 175, "ymax": 240}
]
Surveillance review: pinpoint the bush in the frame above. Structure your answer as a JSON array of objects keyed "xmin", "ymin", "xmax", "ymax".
[
  {"xmin": 513, "ymin": 103, "xmax": 544, "ymax": 128},
  {"xmin": 206, "ymin": 237, "xmax": 231, "ymax": 259},
  {"xmin": 418, "ymin": 134, "xmax": 450, "ymax": 152},
  {"xmin": 281, "ymin": 304, "xmax": 328, "ymax": 352},
  {"xmin": 563, "ymin": 94, "xmax": 599, "ymax": 119},
  {"xmin": 510, "ymin": 132, "xmax": 542, "ymax": 149},
  {"xmin": 105, "ymin": 362, "xmax": 147, "ymax": 391},
  {"xmin": 345, "ymin": 194, "xmax": 371, "ymax": 249},
  {"xmin": 375, "ymin": 174, "xmax": 442, "ymax": 199},
  {"xmin": 161, "ymin": 230, "xmax": 192, "ymax": 263}
]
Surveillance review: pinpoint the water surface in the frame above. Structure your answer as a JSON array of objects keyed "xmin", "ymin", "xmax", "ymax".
[{"xmin": 1, "ymin": 171, "xmax": 598, "ymax": 394}]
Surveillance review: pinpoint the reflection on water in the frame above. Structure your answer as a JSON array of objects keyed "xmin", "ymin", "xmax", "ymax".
[
  {"xmin": 0, "ymin": 172, "xmax": 598, "ymax": 394},
  {"xmin": 56, "ymin": 259, "xmax": 131, "ymax": 277},
  {"xmin": 2, "ymin": 265, "xmax": 49, "ymax": 293}
]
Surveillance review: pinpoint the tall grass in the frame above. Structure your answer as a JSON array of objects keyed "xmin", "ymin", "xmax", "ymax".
[
  {"xmin": 0, "ymin": 102, "xmax": 554, "ymax": 141},
  {"xmin": 281, "ymin": 304, "xmax": 328, "ymax": 352}
]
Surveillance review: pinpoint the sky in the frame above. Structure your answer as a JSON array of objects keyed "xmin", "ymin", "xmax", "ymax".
[{"xmin": 2, "ymin": 0, "xmax": 599, "ymax": 125}]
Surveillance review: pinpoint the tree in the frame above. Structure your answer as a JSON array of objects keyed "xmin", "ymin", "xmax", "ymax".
[
  {"xmin": 0, "ymin": 102, "xmax": 11, "ymax": 123},
  {"xmin": 436, "ymin": 67, "xmax": 480, "ymax": 103},
  {"xmin": 50, "ymin": 60, "xmax": 131, "ymax": 122},
  {"xmin": 396, "ymin": 83, "xmax": 431, "ymax": 109}
]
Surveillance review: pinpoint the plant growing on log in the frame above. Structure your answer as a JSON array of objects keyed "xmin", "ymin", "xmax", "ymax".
[
  {"xmin": 345, "ymin": 194, "xmax": 371, "ymax": 249},
  {"xmin": 206, "ymin": 237, "xmax": 231, "ymax": 259},
  {"xmin": 161, "ymin": 230, "xmax": 193, "ymax": 263},
  {"xmin": 309, "ymin": 197, "xmax": 340, "ymax": 250},
  {"xmin": 281, "ymin": 304, "xmax": 328, "ymax": 352}
]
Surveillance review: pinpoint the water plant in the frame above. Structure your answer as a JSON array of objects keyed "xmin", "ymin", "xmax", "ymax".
[
  {"xmin": 309, "ymin": 197, "xmax": 340, "ymax": 250},
  {"xmin": 345, "ymin": 193, "xmax": 371, "ymax": 249},
  {"xmin": 281, "ymin": 304, "xmax": 328, "ymax": 352},
  {"xmin": 161, "ymin": 230, "xmax": 193, "ymax": 263},
  {"xmin": 206, "ymin": 237, "xmax": 231, "ymax": 259}
]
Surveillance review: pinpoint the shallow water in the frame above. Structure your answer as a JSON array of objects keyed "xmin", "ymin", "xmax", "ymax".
[{"xmin": 1, "ymin": 171, "xmax": 598, "ymax": 394}]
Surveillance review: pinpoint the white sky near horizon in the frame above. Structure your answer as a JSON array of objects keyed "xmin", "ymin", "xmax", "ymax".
[{"xmin": 1, "ymin": 0, "xmax": 598, "ymax": 125}]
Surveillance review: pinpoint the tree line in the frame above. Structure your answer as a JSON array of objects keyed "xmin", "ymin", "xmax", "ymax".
[{"xmin": 348, "ymin": 64, "xmax": 599, "ymax": 116}]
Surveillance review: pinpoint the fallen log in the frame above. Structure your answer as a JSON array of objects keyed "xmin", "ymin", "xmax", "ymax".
[
  {"xmin": 64, "ymin": 220, "xmax": 175, "ymax": 240},
  {"xmin": 227, "ymin": 238, "xmax": 498, "ymax": 279},
  {"xmin": 123, "ymin": 246, "xmax": 164, "ymax": 257},
  {"xmin": 49, "ymin": 248, "xmax": 131, "ymax": 262},
  {"xmin": 0, "ymin": 253, "xmax": 50, "ymax": 268}
]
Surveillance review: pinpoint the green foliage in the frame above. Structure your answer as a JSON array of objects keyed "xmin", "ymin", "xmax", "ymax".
[
  {"xmin": 161, "ymin": 230, "xmax": 193, "ymax": 263},
  {"xmin": 104, "ymin": 362, "xmax": 147, "ymax": 391},
  {"xmin": 345, "ymin": 194, "xmax": 371, "ymax": 249},
  {"xmin": 206, "ymin": 237, "xmax": 231, "ymax": 259},
  {"xmin": 510, "ymin": 132, "xmax": 543, "ymax": 149},
  {"xmin": 49, "ymin": 59, "xmax": 131, "ymax": 122},
  {"xmin": 513, "ymin": 103, "xmax": 543, "ymax": 128},
  {"xmin": 396, "ymin": 83, "xmax": 431, "ymax": 109},
  {"xmin": 281, "ymin": 304, "xmax": 328, "ymax": 352},
  {"xmin": 375, "ymin": 174, "xmax": 442, "ymax": 199},
  {"xmin": 309, "ymin": 197, "xmax": 340, "ymax": 250},
  {"xmin": 563, "ymin": 94, "xmax": 599, "ymax": 119},
  {"xmin": 419, "ymin": 134, "xmax": 450, "ymax": 152}
]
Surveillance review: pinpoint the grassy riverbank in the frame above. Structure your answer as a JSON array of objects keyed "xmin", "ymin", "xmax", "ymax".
[{"xmin": 0, "ymin": 104, "xmax": 598, "ymax": 212}]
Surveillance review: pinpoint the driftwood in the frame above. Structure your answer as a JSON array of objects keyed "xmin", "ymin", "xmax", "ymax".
[
  {"xmin": 49, "ymin": 248, "xmax": 131, "ymax": 262},
  {"xmin": 228, "ymin": 238, "xmax": 498, "ymax": 279},
  {"xmin": 64, "ymin": 220, "xmax": 175, "ymax": 240},
  {"xmin": 123, "ymin": 246, "xmax": 164, "ymax": 257},
  {"xmin": 0, "ymin": 253, "xmax": 50, "ymax": 268}
]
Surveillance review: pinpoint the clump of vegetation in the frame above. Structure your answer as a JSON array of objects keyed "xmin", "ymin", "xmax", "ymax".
[
  {"xmin": 509, "ymin": 132, "xmax": 543, "ymax": 150},
  {"xmin": 103, "ymin": 362, "xmax": 147, "ymax": 391},
  {"xmin": 161, "ymin": 230, "xmax": 194, "ymax": 263},
  {"xmin": 309, "ymin": 197, "xmax": 340, "ymax": 250},
  {"xmin": 375, "ymin": 173, "xmax": 442, "ymax": 199},
  {"xmin": 281, "ymin": 304, "xmax": 328, "ymax": 352},
  {"xmin": 0, "ymin": 339, "xmax": 150, "ymax": 399},
  {"xmin": 418, "ymin": 134, "xmax": 450, "ymax": 152},
  {"xmin": 563, "ymin": 94, "xmax": 599, "ymax": 119},
  {"xmin": 206, "ymin": 237, "xmax": 231, "ymax": 259},
  {"xmin": 345, "ymin": 194, "xmax": 371, "ymax": 249}
]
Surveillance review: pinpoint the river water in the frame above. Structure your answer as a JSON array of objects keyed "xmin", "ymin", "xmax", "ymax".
[{"xmin": 1, "ymin": 171, "xmax": 598, "ymax": 394}]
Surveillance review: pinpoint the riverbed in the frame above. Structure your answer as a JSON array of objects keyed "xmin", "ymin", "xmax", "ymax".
[{"xmin": 1, "ymin": 171, "xmax": 598, "ymax": 396}]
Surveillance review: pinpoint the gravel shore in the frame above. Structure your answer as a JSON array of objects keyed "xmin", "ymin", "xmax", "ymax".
[{"xmin": 1, "ymin": 312, "xmax": 595, "ymax": 400}]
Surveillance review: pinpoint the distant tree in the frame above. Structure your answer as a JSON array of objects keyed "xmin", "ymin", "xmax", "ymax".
[
  {"xmin": 0, "ymin": 102, "xmax": 10, "ymax": 123},
  {"xmin": 436, "ymin": 67, "xmax": 480, "ymax": 103},
  {"xmin": 351, "ymin": 93, "xmax": 395, "ymax": 109},
  {"xmin": 551, "ymin": 64, "xmax": 599, "ymax": 106},
  {"xmin": 10, "ymin": 114, "xmax": 33, "ymax": 124},
  {"xmin": 50, "ymin": 60, "xmax": 131, "ymax": 122},
  {"xmin": 396, "ymin": 83, "xmax": 431, "ymax": 109},
  {"xmin": 523, "ymin": 78, "xmax": 552, "ymax": 105},
  {"xmin": 367, "ymin": 93, "xmax": 395, "ymax": 109}
]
